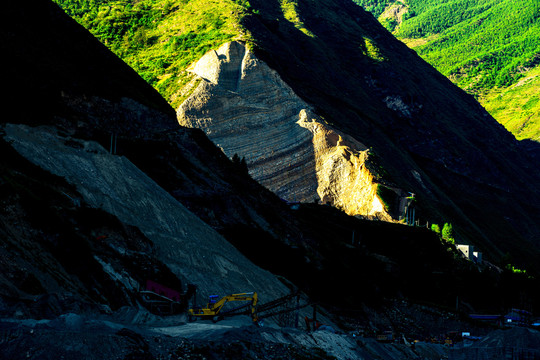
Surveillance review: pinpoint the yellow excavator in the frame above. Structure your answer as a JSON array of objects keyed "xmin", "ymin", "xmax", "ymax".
[{"xmin": 188, "ymin": 292, "xmax": 258, "ymax": 323}]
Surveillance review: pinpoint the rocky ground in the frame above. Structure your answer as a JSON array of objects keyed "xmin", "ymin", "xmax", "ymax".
[
  {"xmin": 2, "ymin": 289, "xmax": 540, "ymax": 360},
  {"xmin": 2, "ymin": 123, "xmax": 290, "ymax": 303},
  {"xmin": 0, "ymin": 305, "xmax": 449, "ymax": 360}
]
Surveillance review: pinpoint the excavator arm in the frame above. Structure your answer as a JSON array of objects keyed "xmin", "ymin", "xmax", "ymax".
[{"xmin": 188, "ymin": 292, "xmax": 258, "ymax": 322}]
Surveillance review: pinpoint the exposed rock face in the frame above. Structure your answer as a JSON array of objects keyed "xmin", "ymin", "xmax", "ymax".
[
  {"xmin": 379, "ymin": 2, "xmax": 410, "ymax": 26},
  {"xmin": 297, "ymin": 111, "xmax": 388, "ymax": 218},
  {"xmin": 178, "ymin": 41, "xmax": 390, "ymax": 219}
]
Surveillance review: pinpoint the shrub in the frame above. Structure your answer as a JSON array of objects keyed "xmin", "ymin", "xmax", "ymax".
[{"xmin": 442, "ymin": 222, "xmax": 455, "ymax": 244}]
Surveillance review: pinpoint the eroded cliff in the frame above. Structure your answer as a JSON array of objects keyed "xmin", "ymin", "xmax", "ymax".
[{"xmin": 178, "ymin": 41, "xmax": 390, "ymax": 219}]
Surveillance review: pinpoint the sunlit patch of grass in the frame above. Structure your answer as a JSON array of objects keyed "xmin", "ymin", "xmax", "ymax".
[
  {"xmin": 361, "ymin": 37, "xmax": 386, "ymax": 62},
  {"xmin": 280, "ymin": 0, "xmax": 316, "ymax": 38},
  {"xmin": 480, "ymin": 65, "xmax": 540, "ymax": 141}
]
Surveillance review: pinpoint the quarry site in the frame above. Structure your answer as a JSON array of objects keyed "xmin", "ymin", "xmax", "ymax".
[{"xmin": 2, "ymin": 1, "xmax": 540, "ymax": 359}]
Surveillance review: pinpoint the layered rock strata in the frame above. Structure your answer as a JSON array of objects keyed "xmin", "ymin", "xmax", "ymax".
[{"xmin": 178, "ymin": 41, "xmax": 390, "ymax": 219}]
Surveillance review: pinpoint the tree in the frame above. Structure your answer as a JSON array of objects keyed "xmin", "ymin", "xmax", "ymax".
[
  {"xmin": 431, "ymin": 223, "xmax": 441, "ymax": 234},
  {"xmin": 231, "ymin": 153, "xmax": 249, "ymax": 174},
  {"xmin": 442, "ymin": 222, "xmax": 455, "ymax": 244},
  {"xmin": 231, "ymin": 153, "xmax": 241, "ymax": 165}
]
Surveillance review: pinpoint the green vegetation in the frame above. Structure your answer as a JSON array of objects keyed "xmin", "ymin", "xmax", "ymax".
[
  {"xmin": 362, "ymin": 37, "xmax": 386, "ymax": 62},
  {"xmin": 58, "ymin": 0, "xmax": 540, "ymax": 140},
  {"xmin": 379, "ymin": 17, "xmax": 398, "ymax": 32},
  {"xmin": 354, "ymin": 0, "xmax": 540, "ymax": 141},
  {"xmin": 399, "ymin": 0, "xmax": 540, "ymax": 92},
  {"xmin": 280, "ymin": 0, "xmax": 315, "ymax": 37},
  {"xmin": 431, "ymin": 222, "xmax": 455, "ymax": 244},
  {"xmin": 441, "ymin": 222, "xmax": 455, "ymax": 244},
  {"xmin": 481, "ymin": 66, "xmax": 540, "ymax": 141},
  {"xmin": 506, "ymin": 264, "xmax": 529, "ymax": 276},
  {"xmin": 54, "ymin": 0, "xmax": 255, "ymax": 108},
  {"xmin": 353, "ymin": 0, "xmax": 392, "ymax": 18}
]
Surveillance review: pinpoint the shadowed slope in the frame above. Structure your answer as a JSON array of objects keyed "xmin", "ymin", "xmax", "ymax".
[{"xmin": 237, "ymin": 0, "xmax": 540, "ymax": 269}]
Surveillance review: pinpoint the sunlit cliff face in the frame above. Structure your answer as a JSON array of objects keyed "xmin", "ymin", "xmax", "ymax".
[{"xmin": 177, "ymin": 41, "xmax": 390, "ymax": 220}]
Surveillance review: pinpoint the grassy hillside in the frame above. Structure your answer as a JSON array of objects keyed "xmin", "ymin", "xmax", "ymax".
[
  {"xmin": 354, "ymin": 0, "xmax": 540, "ymax": 141},
  {"xmin": 56, "ymin": 0, "xmax": 540, "ymax": 141},
  {"xmin": 54, "ymin": 0, "xmax": 255, "ymax": 108},
  {"xmin": 481, "ymin": 66, "xmax": 540, "ymax": 141}
]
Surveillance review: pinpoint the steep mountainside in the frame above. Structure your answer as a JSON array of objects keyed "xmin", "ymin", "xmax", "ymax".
[
  {"xmin": 51, "ymin": 0, "xmax": 256, "ymax": 109},
  {"xmin": 4, "ymin": 123, "xmax": 289, "ymax": 301},
  {"xmin": 355, "ymin": 0, "xmax": 540, "ymax": 142},
  {"xmin": 178, "ymin": 41, "xmax": 390, "ymax": 219},
  {"xmin": 223, "ymin": 0, "xmax": 540, "ymax": 267},
  {"xmin": 1, "ymin": 0, "xmax": 299, "ymax": 311},
  {"xmin": 52, "ymin": 0, "xmax": 540, "ymax": 271},
  {"xmin": 4, "ymin": 5, "xmax": 540, "ymax": 358}
]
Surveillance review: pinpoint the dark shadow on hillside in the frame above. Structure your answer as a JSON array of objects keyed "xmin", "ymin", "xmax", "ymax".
[
  {"xmin": 520, "ymin": 138, "xmax": 540, "ymax": 164},
  {"xmin": 242, "ymin": 0, "xmax": 540, "ymax": 275}
]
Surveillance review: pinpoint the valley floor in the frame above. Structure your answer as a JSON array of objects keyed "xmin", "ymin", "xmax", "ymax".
[
  {"xmin": 0, "ymin": 308, "xmax": 448, "ymax": 360},
  {"xmin": 2, "ymin": 304, "xmax": 540, "ymax": 360}
]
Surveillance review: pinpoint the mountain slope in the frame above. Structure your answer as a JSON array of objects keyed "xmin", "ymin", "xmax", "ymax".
[
  {"xmin": 1, "ymin": 0, "xmax": 297, "ymax": 311},
  {"xmin": 177, "ymin": 41, "xmax": 391, "ymax": 219},
  {"xmin": 4, "ymin": 123, "xmax": 289, "ymax": 300},
  {"xmin": 52, "ymin": 0, "xmax": 256, "ymax": 109},
  {"xmin": 3, "ymin": 1, "xmax": 540, "ymax": 342},
  {"xmin": 205, "ymin": 0, "xmax": 540, "ymax": 267},
  {"xmin": 52, "ymin": 0, "xmax": 540, "ymax": 271},
  {"xmin": 355, "ymin": 0, "xmax": 540, "ymax": 141}
]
